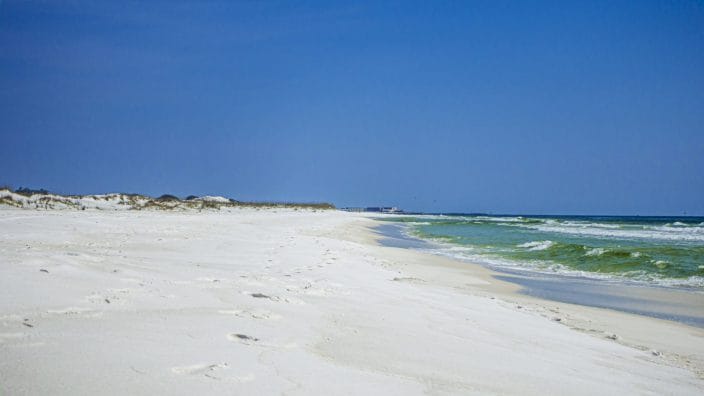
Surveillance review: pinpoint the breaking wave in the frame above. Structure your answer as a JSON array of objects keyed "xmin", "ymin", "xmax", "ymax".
[{"xmin": 384, "ymin": 214, "xmax": 704, "ymax": 289}]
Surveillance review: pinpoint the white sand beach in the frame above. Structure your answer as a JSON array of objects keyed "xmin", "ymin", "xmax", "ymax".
[{"xmin": 1, "ymin": 208, "xmax": 703, "ymax": 395}]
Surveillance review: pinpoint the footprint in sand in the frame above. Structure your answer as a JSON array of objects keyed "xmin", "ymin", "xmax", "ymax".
[
  {"xmin": 218, "ymin": 309, "xmax": 282, "ymax": 320},
  {"xmin": 285, "ymin": 282, "xmax": 336, "ymax": 297},
  {"xmin": 85, "ymin": 289, "xmax": 131, "ymax": 306},
  {"xmin": 171, "ymin": 363, "xmax": 256, "ymax": 383},
  {"xmin": 171, "ymin": 363, "xmax": 233, "ymax": 380},
  {"xmin": 391, "ymin": 277, "xmax": 426, "ymax": 284},
  {"xmin": 246, "ymin": 291, "xmax": 305, "ymax": 305},
  {"xmin": 227, "ymin": 333, "xmax": 259, "ymax": 344},
  {"xmin": 250, "ymin": 292, "xmax": 276, "ymax": 300},
  {"xmin": 226, "ymin": 333, "xmax": 298, "ymax": 350}
]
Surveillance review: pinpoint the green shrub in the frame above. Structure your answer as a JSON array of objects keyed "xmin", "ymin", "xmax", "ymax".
[{"xmin": 156, "ymin": 194, "xmax": 180, "ymax": 202}]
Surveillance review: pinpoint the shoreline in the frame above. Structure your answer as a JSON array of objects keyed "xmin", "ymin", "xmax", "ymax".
[
  {"xmin": 1, "ymin": 209, "xmax": 703, "ymax": 394},
  {"xmin": 365, "ymin": 217, "xmax": 704, "ymax": 376},
  {"xmin": 375, "ymin": 221, "xmax": 704, "ymax": 328}
]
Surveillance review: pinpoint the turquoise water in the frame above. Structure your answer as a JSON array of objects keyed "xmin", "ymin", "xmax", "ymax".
[{"xmin": 382, "ymin": 215, "xmax": 704, "ymax": 288}]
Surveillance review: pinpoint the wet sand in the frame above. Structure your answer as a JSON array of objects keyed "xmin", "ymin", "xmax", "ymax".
[{"xmin": 376, "ymin": 222, "xmax": 704, "ymax": 328}]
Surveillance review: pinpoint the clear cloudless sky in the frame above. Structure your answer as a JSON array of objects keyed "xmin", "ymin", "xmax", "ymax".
[{"xmin": 1, "ymin": 0, "xmax": 703, "ymax": 215}]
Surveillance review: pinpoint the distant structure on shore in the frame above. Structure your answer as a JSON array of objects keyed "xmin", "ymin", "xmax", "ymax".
[{"xmin": 341, "ymin": 207, "xmax": 403, "ymax": 214}]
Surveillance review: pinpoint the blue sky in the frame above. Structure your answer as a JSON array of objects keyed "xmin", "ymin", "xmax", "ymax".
[{"xmin": 1, "ymin": 1, "xmax": 703, "ymax": 215}]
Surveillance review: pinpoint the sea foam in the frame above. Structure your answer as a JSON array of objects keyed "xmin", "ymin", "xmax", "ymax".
[
  {"xmin": 525, "ymin": 222, "xmax": 704, "ymax": 242},
  {"xmin": 517, "ymin": 241, "xmax": 554, "ymax": 251}
]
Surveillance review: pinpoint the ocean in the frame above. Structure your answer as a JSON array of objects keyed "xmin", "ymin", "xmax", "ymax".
[{"xmin": 381, "ymin": 215, "xmax": 704, "ymax": 289}]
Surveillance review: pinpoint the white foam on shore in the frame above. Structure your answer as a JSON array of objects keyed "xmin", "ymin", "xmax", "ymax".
[
  {"xmin": 523, "ymin": 222, "xmax": 704, "ymax": 242},
  {"xmin": 517, "ymin": 241, "xmax": 554, "ymax": 251},
  {"xmin": 406, "ymin": 228, "xmax": 704, "ymax": 288},
  {"xmin": 405, "ymin": 214, "xmax": 704, "ymax": 242},
  {"xmin": 585, "ymin": 248, "xmax": 607, "ymax": 256}
]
